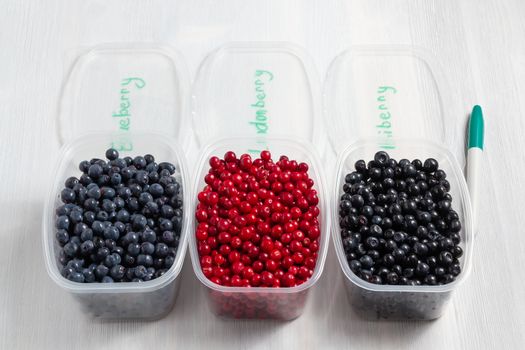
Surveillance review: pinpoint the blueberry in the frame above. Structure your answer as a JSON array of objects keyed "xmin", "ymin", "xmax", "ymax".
[
  {"xmin": 164, "ymin": 255, "xmax": 175, "ymax": 268},
  {"xmin": 116, "ymin": 209, "xmax": 130, "ymax": 223},
  {"xmin": 138, "ymin": 192, "xmax": 153, "ymax": 205},
  {"xmin": 105, "ymin": 239, "xmax": 117, "ymax": 251},
  {"xmin": 67, "ymin": 258, "xmax": 84, "ymax": 271},
  {"xmin": 121, "ymin": 167, "xmax": 134, "ymax": 180},
  {"xmin": 160, "ymin": 205, "xmax": 175, "ymax": 218},
  {"xmin": 155, "ymin": 269, "xmax": 168, "ymax": 278},
  {"xmin": 123, "ymin": 254, "xmax": 136, "ymax": 267},
  {"xmin": 423, "ymin": 158, "xmax": 438, "ymax": 172},
  {"xmin": 424, "ymin": 274, "xmax": 438, "ymax": 285},
  {"xmin": 153, "ymin": 258, "xmax": 165, "ymax": 269},
  {"xmin": 67, "ymin": 272, "xmax": 85, "ymax": 283},
  {"xmin": 126, "ymin": 197, "xmax": 139, "ymax": 212},
  {"xmin": 101, "ymin": 199, "xmax": 116, "ymax": 213},
  {"xmin": 101, "ymin": 276, "xmax": 114, "ymax": 283},
  {"xmin": 91, "ymin": 220, "xmax": 104, "ymax": 234},
  {"xmin": 359, "ymin": 255, "xmax": 374, "ymax": 269},
  {"xmin": 134, "ymin": 265, "xmax": 147, "ymax": 279},
  {"xmin": 60, "ymin": 188, "xmax": 76, "ymax": 203},
  {"xmin": 101, "ymin": 187, "xmax": 116, "ymax": 200},
  {"xmin": 65, "ymin": 176, "xmax": 79, "ymax": 189},
  {"xmin": 141, "ymin": 242, "xmax": 155, "ymax": 255},
  {"xmin": 56, "ymin": 215, "xmax": 71, "ymax": 230},
  {"xmin": 365, "ymin": 237, "xmax": 380, "ymax": 249},
  {"xmin": 95, "ymin": 264, "xmax": 109, "ymax": 279},
  {"xmin": 438, "ymin": 251, "xmax": 454, "ymax": 266},
  {"xmin": 137, "ymin": 254, "xmax": 153, "ymax": 267},
  {"xmin": 133, "ymin": 156, "xmax": 147, "ymax": 169},
  {"xmin": 67, "ymin": 211, "xmax": 82, "ymax": 226},
  {"xmin": 415, "ymin": 261, "xmax": 430, "ymax": 277},
  {"xmin": 149, "ymin": 183, "xmax": 164, "ymax": 198},
  {"xmin": 435, "ymin": 169, "xmax": 447, "ymax": 180},
  {"xmin": 110, "ymin": 173, "xmax": 122, "ymax": 186},
  {"xmin": 439, "ymin": 237, "xmax": 454, "ymax": 250},
  {"xmin": 79, "ymin": 160, "xmax": 90, "ymax": 172},
  {"xmin": 132, "ymin": 215, "xmax": 147, "ymax": 230},
  {"xmin": 148, "ymin": 171, "xmax": 160, "ymax": 183},
  {"xmin": 403, "ymin": 164, "xmax": 417, "ymax": 177},
  {"xmin": 86, "ymin": 185, "xmax": 101, "ymax": 200},
  {"xmin": 386, "ymin": 272, "xmax": 399, "ymax": 285},
  {"xmin": 104, "ymin": 253, "xmax": 118, "ymax": 268},
  {"xmin": 83, "ymin": 211, "xmax": 95, "ymax": 225},
  {"xmin": 87, "ymin": 164, "xmax": 103, "ymax": 179},
  {"xmin": 159, "ymin": 219, "xmax": 173, "ymax": 231},
  {"xmin": 374, "ymin": 151, "xmax": 390, "ymax": 167},
  {"xmin": 105, "ymin": 148, "xmax": 119, "ymax": 161},
  {"xmin": 114, "ymin": 221, "xmax": 126, "ymax": 233},
  {"xmin": 117, "ymin": 187, "xmax": 132, "ymax": 199},
  {"xmin": 83, "ymin": 269, "xmax": 96, "ymax": 282},
  {"xmin": 437, "ymin": 200, "xmax": 452, "ymax": 213},
  {"xmin": 154, "ymin": 243, "xmax": 169, "ymax": 258},
  {"xmin": 83, "ymin": 198, "xmax": 98, "ymax": 211},
  {"xmin": 79, "ymin": 173, "xmax": 93, "ymax": 186},
  {"xmin": 56, "ymin": 229, "xmax": 69, "ymax": 245},
  {"xmin": 449, "ymin": 263, "xmax": 461, "ymax": 276},
  {"xmin": 144, "ymin": 154, "xmax": 155, "ymax": 163},
  {"xmin": 143, "ymin": 202, "xmax": 159, "ymax": 216},
  {"xmin": 63, "ymin": 242, "xmax": 78, "ymax": 257},
  {"xmin": 434, "ymin": 266, "xmax": 446, "ymax": 277},
  {"xmin": 127, "ymin": 243, "xmax": 141, "ymax": 256},
  {"xmin": 403, "ymin": 268, "xmax": 415, "ymax": 279},
  {"xmin": 103, "ymin": 226, "xmax": 119, "ymax": 241},
  {"xmin": 80, "ymin": 240, "xmax": 94, "ymax": 255},
  {"xmin": 122, "ymin": 232, "xmax": 139, "ymax": 246},
  {"xmin": 158, "ymin": 162, "xmax": 176, "ymax": 175},
  {"xmin": 413, "ymin": 242, "xmax": 429, "ymax": 257},
  {"xmin": 109, "ymin": 265, "xmax": 126, "ymax": 280},
  {"xmin": 451, "ymin": 245, "xmax": 463, "ymax": 258},
  {"xmin": 96, "ymin": 247, "xmax": 110, "ymax": 261}
]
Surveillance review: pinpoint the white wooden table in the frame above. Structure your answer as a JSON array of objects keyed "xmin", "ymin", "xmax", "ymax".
[{"xmin": 1, "ymin": 0, "xmax": 524, "ymax": 348}]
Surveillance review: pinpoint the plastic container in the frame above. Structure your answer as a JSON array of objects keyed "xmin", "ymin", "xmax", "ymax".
[
  {"xmin": 189, "ymin": 42, "xmax": 329, "ymax": 320},
  {"xmin": 325, "ymin": 47, "xmax": 474, "ymax": 320},
  {"xmin": 42, "ymin": 44, "xmax": 191, "ymax": 319}
]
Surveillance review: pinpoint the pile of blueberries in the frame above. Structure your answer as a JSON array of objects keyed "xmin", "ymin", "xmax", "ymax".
[
  {"xmin": 340, "ymin": 151, "xmax": 463, "ymax": 286},
  {"xmin": 55, "ymin": 148, "xmax": 183, "ymax": 283}
]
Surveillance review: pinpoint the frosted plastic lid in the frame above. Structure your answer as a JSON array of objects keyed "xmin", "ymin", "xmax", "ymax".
[
  {"xmin": 325, "ymin": 47, "xmax": 452, "ymax": 153},
  {"xmin": 192, "ymin": 42, "xmax": 321, "ymax": 149},
  {"xmin": 59, "ymin": 44, "xmax": 190, "ymax": 151}
]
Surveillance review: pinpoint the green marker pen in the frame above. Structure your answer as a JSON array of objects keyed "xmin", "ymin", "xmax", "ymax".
[{"xmin": 467, "ymin": 105, "xmax": 484, "ymax": 232}]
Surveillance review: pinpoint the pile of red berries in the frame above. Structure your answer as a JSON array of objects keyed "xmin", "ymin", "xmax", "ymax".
[{"xmin": 195, "ymin": 150, "xmax": 321, "ymax": 288}]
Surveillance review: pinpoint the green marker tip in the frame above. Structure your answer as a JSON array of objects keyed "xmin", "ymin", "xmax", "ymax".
[{"xmin": 468, "ymin": 105, "xmax": 484, "ymax": 150}]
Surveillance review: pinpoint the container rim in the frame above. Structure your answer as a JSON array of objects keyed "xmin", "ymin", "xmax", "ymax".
[
  {"xmin": 191, "ymin": 41, "xmax": 323, "ymax": 150},
  {"xmin": 188, "ymin": 136, "xmax": 330, "ymax": 294},
  {"xmin": 331, "ymin": 138, "xmax": 474, "ymax": 293},
  {"xmin": 42, "ymin": 131, "xmax": 190, "ymax": 293}
]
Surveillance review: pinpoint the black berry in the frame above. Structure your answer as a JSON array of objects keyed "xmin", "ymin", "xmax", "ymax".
[{"xmin": 340, "ymin": 151, "xmax": 463, "ymax": 286}]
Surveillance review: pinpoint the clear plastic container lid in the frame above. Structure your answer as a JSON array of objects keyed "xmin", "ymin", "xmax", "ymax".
[
  {"xmin": 325, "ymin": 46, "xmax": 457, "ymax": 155},
  {"xmin": 58, "ymin": 44, "xmax": 190, "ymax": 151},
  {"xmin": 192, "ymin": 42, "xmax": 322, "ymax": 151}
]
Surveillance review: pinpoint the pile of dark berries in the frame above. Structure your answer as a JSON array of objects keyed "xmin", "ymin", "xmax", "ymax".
[
  {"xmin": 340, "ymin": 151, "xmax": 463, "ymax": 286},
  {"xmin": 55, "ymin": 148, "xmax": 183, "ymax": 283}
]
